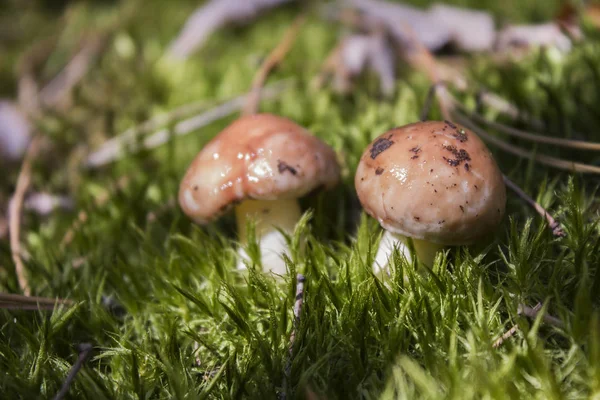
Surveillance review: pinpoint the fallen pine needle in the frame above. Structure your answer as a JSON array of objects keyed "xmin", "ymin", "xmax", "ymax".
[
  {"xmin": 493, "ymin": 303, "xmax": 564, "ymax": 348},
  {"xmin": 503, "ymin": 176, "xmax": 565, "ymax": 237},
  {"xmin": 0, "ymin": 293, "xmax": 74, "ymax": 310},
  {"xmin": 453, "ymin": 113, "xmax": 600, "ymax": 174},
  {"xmin": 459, "ymin": 106, "xmax": 600, "ymax": 151},
  {"xmin": 9, "ymin": 135, "xmax": 43, "ymax": 295},
  {"xmin": 53, "ymin": 343, "xmax": 93, "ymax": 400},
  {"xmin": 86, "ymin": 79, "xmax": 293, "ymax": 168},
  {"xmin": 243, "ymin": 14, "xmax": 306, "ymax": 115}
]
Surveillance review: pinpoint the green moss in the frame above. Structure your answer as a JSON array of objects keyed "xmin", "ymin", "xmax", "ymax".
[{"xmin": 1, "ymin": 1, "xmax": 600, "ymax": 399}]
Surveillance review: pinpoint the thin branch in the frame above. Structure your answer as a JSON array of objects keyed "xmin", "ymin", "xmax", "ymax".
[
  {"xmin": 281, "ymin": 274, "xmax": 306, "ymax": 399},
  {"xmin": 459, "ymin": 106, "xmax": 600, "ymax": 151},
  {"xmin": 85, "ymin": 79, "xmax": 293, "ymax": 168},
  {"xmin": 519, "ymin": 303, "xmax": 564, "ymax": 328},
  {"xmin": 9, "ymin": 136, "xmax": 43, "ymax": 295},
  {"xmin": 492, "ymin": 303, "xmax": 541, "ymax": 349},
  {"xmin": 474, "ymin": 89, "xmax": 528, "ymax": 123},
  {"xmin": 492, "ymin": 324, "xmax": 520, "ymax": 349},
  {"xmin": 86, "ymin": 98, "xmax": 215, "ymax": 168},
  {"xmin": 0, "ymin": 293, "xmax": 73, "ymax": 310},
  {"xmin": 503, "ymin": 176, "xmax": 565, "ymax": 237},
  {"xmin": 53, "ymin": 343, "xmax": 93, "ymax": 400},
  {"xmin": 493, "ymin": 303, "xmax": 564, "ymax": 348},
  {"xmin": 452, "ymin": 113, "xmax": 600, "ymax": 174},
  {"xmin": 243, "ymin": 15, "xmax": 306, "ymax": 115}
]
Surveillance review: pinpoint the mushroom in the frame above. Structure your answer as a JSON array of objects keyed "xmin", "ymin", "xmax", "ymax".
[
  {"xmin": 179, "ymin": 113, "xmax": 340, "ymax": 275},
  {"xmin": 354, "ymin": 120, "xmax": 505, "ymax": 274}
]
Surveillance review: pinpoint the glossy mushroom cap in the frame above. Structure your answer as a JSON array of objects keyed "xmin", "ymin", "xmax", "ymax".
[
  {"xmin": 355, "ymin": 120, "xmax": 505, "ymax": 245},
  {"xmin": 179, "ymin": 113, "xmax": 340, "ymax": 224}
]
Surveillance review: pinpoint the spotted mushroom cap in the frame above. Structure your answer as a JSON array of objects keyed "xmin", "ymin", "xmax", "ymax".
[
  {"xmin": 355, "ymin": 120, "xmax": 506, "ymax": 245},
  {"xmin": 179, "ymin": 113, "xmax": 340, "ymax": 224}
]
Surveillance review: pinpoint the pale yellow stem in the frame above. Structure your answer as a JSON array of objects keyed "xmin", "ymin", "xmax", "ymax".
[
  {"xmin": 235, "ymin": 198, "xmax": 302, "ymax": 276},
  {"xmin": 374, "ymin": 231, "xmax": 446, "ymax": 276}
]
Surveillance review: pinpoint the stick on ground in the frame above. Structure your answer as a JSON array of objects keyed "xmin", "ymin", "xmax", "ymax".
[
  {"xmin": 53, "ymin": 343, "xmax": 93, "ymax": 400},
  {"xmin": 9, "ymin": 136, "xmax": 42, "ymax": 295},
  {"xmin": 502, "ymin": 176, "xmax": 565, "ymax": 237},
  {"xmin": 453, "ymin": 113, "xmax": 600, "ymax": 174},
  {"xmin": 85, "ymin": 80, "xmax": 292, "ymax": 168},
  {"xmin": 458, "ymin": 105, "xmax": 600, "ymax": 151},
  {"xmin": 493, "ymin": 303, "xmax": 564, "ymax": 348},
  {"xmin": 493, "ymin": 303, "xmax": 541, "ymax": 349},
  {"xmin": 243, "ymin": 15, "xmax": 306, "ymax": 115},
  {"xmin": 0, "ymin": 293, "xmax": 73, "ymax": 310}
]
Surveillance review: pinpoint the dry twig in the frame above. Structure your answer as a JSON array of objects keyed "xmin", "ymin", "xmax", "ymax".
[
  {"xmin": 53, "ymin": 343, "xmax": 93, "ymax": 400},
  {"xmin": 458, "ymin": 106, "xmax": 600, "ymax": 151},
  {"xmin": 86, "ymin": 98, "xmax": 216, "ymax": 168},
  {"xmin": 0, "ymin": 293, "xmax": 74, "ymax": 310},
  {"xmin": 9, "ymin": 136, "xmax": 43, "ymax": 295},
  {"xmin": 502, "ymin": 176, "xmax": 565, "ymax": 237},
  {"xmin": 453, "ymin": 113, "xmax": 600, "ymax": 174},
  {"xmin": 86, "ymin": 80, "xmax": 292, "ymax": 167},
  {"xmin": 493, "ymin": 303, "xmax": 564, "ymax": 348},
  {"xmin": 243, "ymin": 15, "xmax": 306, "ymax": 115}
]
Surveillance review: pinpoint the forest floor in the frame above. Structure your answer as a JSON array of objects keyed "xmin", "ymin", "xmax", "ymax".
[{"xmin": 1, "ymin": 0, "xmax": 600, "ymax": 399}]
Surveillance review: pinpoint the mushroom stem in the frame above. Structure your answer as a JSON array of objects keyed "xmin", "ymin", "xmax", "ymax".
[
  {"xmin": 373, "ymin": 231, "xmax": 446, "ymax": 275},
  {"xmin": 235, "ymin": 198, "xmax": 302, "ymax": 275}
]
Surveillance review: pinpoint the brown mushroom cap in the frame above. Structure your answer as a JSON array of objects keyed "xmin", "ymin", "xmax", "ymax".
[
  {"xmin": 355, "ymin": 120, "xmax": 505, "ymax": 245},
  {"xmin": 179, "ymin": 113, "xmax": 340, "ymax": 224}
]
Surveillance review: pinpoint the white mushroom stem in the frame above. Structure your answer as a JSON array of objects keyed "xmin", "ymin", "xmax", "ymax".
[
  {"xmin": 373, "ymin": 230, "xmax": 446, "ymax": 276},
  {"xmin": 235, "ymin": 198, "xmax": 302, "ymax": 275}
]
